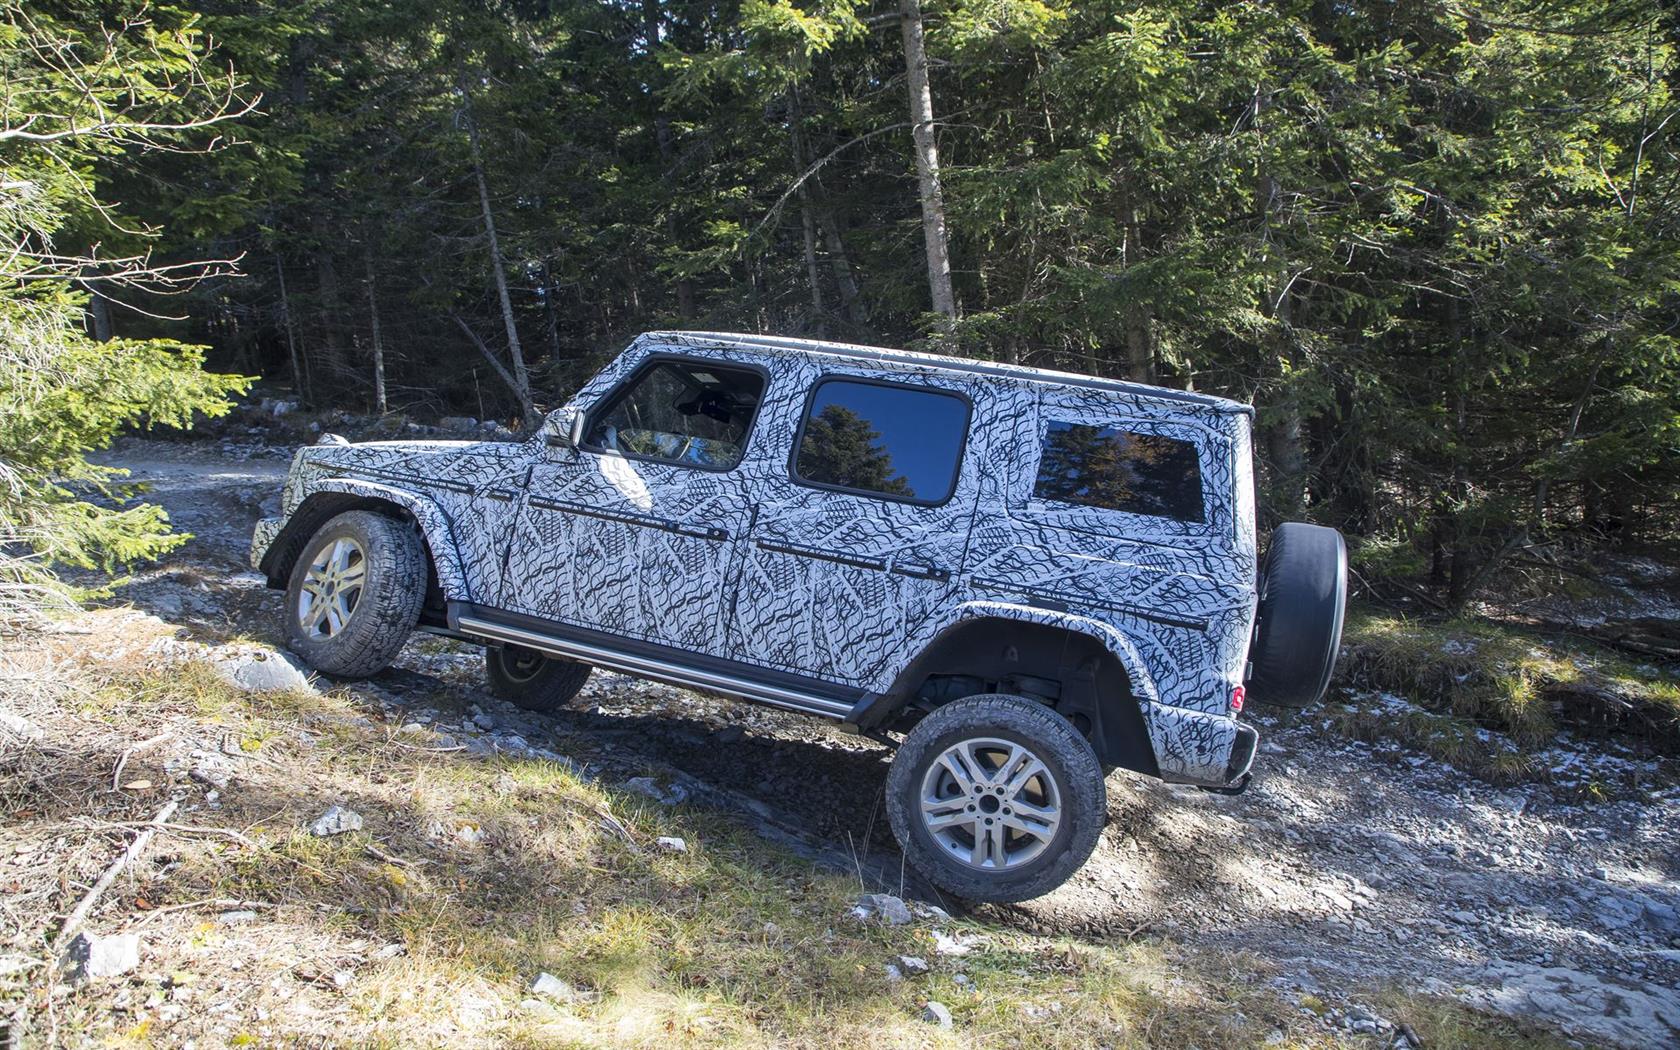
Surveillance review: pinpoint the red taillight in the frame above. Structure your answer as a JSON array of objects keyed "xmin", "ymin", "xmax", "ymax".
[{"xmin": 1230, "ymin": 684, "xmax": 1246, "ymax": 713}]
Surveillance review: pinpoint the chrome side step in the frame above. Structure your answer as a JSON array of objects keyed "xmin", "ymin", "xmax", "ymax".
[{"xmin": 454, "ymin": 614, "xmax": 855, "ymax": 721}]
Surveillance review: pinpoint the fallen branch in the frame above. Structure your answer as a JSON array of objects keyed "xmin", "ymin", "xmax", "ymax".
[
  {"xmin": 133, "ymin": 897, "xmax": 276, "ymax": 926},
  {"xmin": 364, "ymin": 843, "xmax": 424, "ymax": 868},
  {"xmin": 51, "ymin": 800, "xmax": 179, "ymax": 954},
  {"xmin": 111, "ymin": 730, "xmax": 172, "ymax": 790}
]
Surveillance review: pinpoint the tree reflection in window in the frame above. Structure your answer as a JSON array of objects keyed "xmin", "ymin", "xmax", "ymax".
[
  {"xmin": 797, "ymin": 405, "xmax": 912, "ymax": 496},
  {"xmin": 1033, "ymin": 421, "xmax": 1205, "ymax": 523},
  {"xmin": 793, "ymin": 379, "xmax": 968, "ymax": 502}
]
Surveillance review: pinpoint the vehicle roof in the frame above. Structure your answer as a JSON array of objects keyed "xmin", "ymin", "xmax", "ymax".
[{"xmin": 642, "ymin": 330, "xmax": 1254, "ymax": 416}]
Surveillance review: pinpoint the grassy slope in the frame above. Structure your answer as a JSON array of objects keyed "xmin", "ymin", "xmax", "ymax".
[
  {"xmin": 1331, "ymin": 608, "xmax": 1680, "ymax": 787},
  {"xmin": 1, "ymin": 617, "xmax": 1576, "ymax": 1049}
]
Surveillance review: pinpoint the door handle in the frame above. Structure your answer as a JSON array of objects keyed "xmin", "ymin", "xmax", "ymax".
[{"xmin": 889, "ymin": 561, "xmax": 950, "ymax": 582}]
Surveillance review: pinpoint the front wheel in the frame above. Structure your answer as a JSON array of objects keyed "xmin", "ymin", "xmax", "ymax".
[
  {"xmin": 485, "ymin": 644, "xmax": 592, "ymax": 713},
  {"xmin": 885, "ymin": 694, "xmax": 1106, "ymax": 903},
  {"xmin": 283, "ymin": 510, "xmax": 427, "ymax": 678}
]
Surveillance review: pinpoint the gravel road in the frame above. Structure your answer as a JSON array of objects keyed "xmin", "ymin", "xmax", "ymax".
[{"xmin": 92, "ymin": 438, "xmax": 1680, "ymax": 1048}]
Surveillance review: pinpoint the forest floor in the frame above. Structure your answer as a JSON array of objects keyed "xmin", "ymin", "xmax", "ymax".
[{"xmin": 2, "ymin": 430, "xmax": 1678, "ymax": 1048}]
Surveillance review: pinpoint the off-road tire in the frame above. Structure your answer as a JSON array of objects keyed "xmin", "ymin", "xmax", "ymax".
[
  {"xmin": 1246, "ymin": 521, "xmax": 1348, "ymax": 708},
  {"xmin": 485, "ymin": 644, "xmax": 592, "ymax": 712},
  {"xmin": 283, "ymin": 510, "xmax": 426, "ymax": 678},
  {"xmin": 886, "ymin": 694, "xmax": 1106, "ymax": 903}
]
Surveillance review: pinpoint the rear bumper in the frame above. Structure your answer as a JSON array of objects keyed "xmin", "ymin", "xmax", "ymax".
[{"xmin": 1143, "ymin": 700, "xmax": 1259, "ymax": 790}]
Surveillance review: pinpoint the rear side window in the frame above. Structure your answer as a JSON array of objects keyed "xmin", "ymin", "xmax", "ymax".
[
  {"xmin": 1033, "ymin": 421, "xmax": 1205, "ymax": 523},
  {"xmin": 793, "ymin": 378, "xmax": 969, "ymax": 504}
]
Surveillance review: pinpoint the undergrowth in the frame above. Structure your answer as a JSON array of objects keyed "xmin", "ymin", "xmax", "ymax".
[{"xmin": 1330, "ymin": 609, "xmax": 1680, "ymax": 785}]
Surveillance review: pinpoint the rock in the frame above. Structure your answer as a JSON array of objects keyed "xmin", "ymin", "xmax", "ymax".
[
  {"xmin": 529, "ymin": 972, "xmax": 599, "ymax": 1004},
  {"xmin": 0, "ymin": 707, "xmax": 45, "ymax": 743},
  {"xmin": 921, "ymin": 1001, "xmax": 953, "ymax": 1028},
  {"xmin": 1641, "ymin": 898, "xmax": 1678, "ymax": 934},
  {"xmin": 655, "ymin": 836, "xmax": 687, "ymax": 853},
  {"xmin": 1465, "ymin": 963, "xmax": 1680, "ymax": 1050},
  {"xmin": 216, "ymin": 910, "xmax": 259, "ymax": 924},
  {"xmin": 439, "ymin": 416, "xmax": 478, "ymax": 431},
  {"xmin": 854, "ymin": 893, "xmax": 913, "ymax": 926},
  {"xmin": 471, "ymin": 712, "xmax": 496, "ymax": 731},
  {"xmin": 214, "ymin": 649, "xmax": 315, "ymax": 694},
  {"xmin": 456, "ymin": 824, "xmax": 485, "ymax": 846},
  {"xmin": 188, "ymin": 751, "xmax": 235, "ymax": 790},
  {"xmin": 884, "ymin": 963, "xmax": 903, "ymax": 982},
  {"xmin": 623, "ymin": 777, "xmax": 687, "ymax": 805},
  {"xmin": 932, "ymin": 930, "xmax": 981, "ymax": 955},
  {"xmin": 59, "ymin": 932, "xmax": 140, "ymax": 983},
  {"xmin": 714, "ymin": 726, "xmax": 746, "ymax": 744},
  {"xmin": 1595, "ymin": 897, "xmax": 1642, "ymax": 929},
  {"xmin": 309, "ymin": 805, "xmax": 363, "ymax": 837},
  {"xmin": 952, "ymin": 974, "xmax": 972, "ymax": 989},
  {"xmin": 897, "ymin": 955, "xmax": 930, "ymax": 975}
]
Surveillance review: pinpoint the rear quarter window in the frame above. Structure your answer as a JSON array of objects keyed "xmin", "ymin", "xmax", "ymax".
[{"xmin": 1032, "ymin": 421, "xmax": 1205, "ymax": 524}]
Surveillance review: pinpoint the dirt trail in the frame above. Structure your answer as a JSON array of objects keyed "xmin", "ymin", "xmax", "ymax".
[{"xmin": 91, "ymin": 439, "xmax": 1680, "ymax": 1048}]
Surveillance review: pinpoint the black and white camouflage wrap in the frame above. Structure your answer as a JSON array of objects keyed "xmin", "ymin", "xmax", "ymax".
[{"xmin": 253, "ymin": 331, "xmax": 1259, "ymax": 785}]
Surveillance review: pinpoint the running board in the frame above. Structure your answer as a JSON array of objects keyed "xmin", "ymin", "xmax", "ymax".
[{"xmin": 454, "ymin": 612, "xmax": 855, "ymax": 721}]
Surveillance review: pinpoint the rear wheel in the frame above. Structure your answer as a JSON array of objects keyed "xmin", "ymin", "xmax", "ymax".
[
  {"xmin": 485, "ymin": 644, "xmax": 592, "ymax": 713},
  {"xmin": 284, "ymin": 510, "xmax": 426, "ymax": 678},
  {"xmin": 885, "ymin": 694, "xmax": 1105, "ymax": 903}
]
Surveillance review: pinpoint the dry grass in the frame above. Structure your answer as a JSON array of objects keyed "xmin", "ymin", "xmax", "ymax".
[
  {"xmin": 1333, "ymin": 610, "xmax": 1680, "ymax": 783},
  {"xmin": 0, "ymin": 611, "xmax": 1568, "ymax": 1048},
  {"xmin": 1376, "ymin": 990, "xmax": 1582, "ymax": 1050}
]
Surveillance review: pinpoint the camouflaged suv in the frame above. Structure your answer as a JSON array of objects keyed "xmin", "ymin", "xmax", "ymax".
[{"xmin": 253, "ymin": 331, "xmax": 1346, "ymax": 902}]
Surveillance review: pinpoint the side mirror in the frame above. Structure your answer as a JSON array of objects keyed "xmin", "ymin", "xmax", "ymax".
[{"xmin": 543, "ymin": 409, "xmax": 587, "ymax": 452}]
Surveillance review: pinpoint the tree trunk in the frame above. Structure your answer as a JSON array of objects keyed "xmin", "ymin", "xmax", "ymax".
[
  {"xmin": 540, "ymin": 265, "xmax": 563, "ymax": 365},
  {"xmin": 643, "ymin": 0, "xmax": 695, "ymax": 322},
  {"xmin": 459, "ymin": 77, "xmax": 534, "ymax": 421},
  {"xmin": 275, "ymin": 254, "xmax": 309, "ymax": 405},
  {"xmin": 788, "ymin": 89, "xmax": 826, "ymax": 334},
  {"xmin": 450, "ymin": 312, "xmax": 533, "ymax": 418},
  {"xmin": 312, "ymin": 214, "xmax": 347, "ymax": 385},
  {"xmin": 1120, "ymin": 197, "xmax": 1154, "ymax": 382},
  {"xmin": 364, "ymin": 244, "xmax": 387, "ymax": 416},
  {"xmin": 815, "ymin": 194, "xmax": 866, "ymax": 327},
  {"xmin": 84, "ymin": 285, "xmax": 114, "ymax": 341},
  {"xmin": 899, "ymin": 0, "xmax": 956, "ymax": 321}
]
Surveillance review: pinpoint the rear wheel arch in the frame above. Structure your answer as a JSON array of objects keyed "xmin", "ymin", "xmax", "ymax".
[{"xmin": 868, "ymin": 615, "xmax": 1158, "ymax": 778}]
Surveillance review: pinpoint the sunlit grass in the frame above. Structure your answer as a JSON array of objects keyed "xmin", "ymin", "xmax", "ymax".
[
  {"xmin": 1337, "ymin": 609, "xmax": 1680, "ymax": 776},
  {"xmin": 18, "ymin": 647, "xmax": 1556, "ymax": 1047}
]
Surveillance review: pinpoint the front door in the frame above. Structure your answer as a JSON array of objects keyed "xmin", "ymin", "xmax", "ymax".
[
  {"xmin": 502, "ymin": 355, "xmax": 768, "ymax": 658},
  {"xmin": 729, "ymin": 371, "xmax": 979, "ymax": 686}
]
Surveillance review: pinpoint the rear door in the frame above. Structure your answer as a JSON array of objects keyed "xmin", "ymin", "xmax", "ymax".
[{"xmin": 728, "ymin": 370, "xmax": 980, "ymax": 685}]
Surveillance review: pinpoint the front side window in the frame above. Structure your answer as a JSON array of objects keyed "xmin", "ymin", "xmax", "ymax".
[
  {"xmin": 1033, "ymin": 421, "xmax": 1205, "ymax": 523},
  {"xmin": 792, "ymin": 378, "xmax": 969, "ymax": 503},
  {"xmin": 585, "ymin": 359, "xmax": 764, "ymax": 470}
]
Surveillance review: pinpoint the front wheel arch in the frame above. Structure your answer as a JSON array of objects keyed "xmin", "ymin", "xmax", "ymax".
[{"xmin": 265, "ymin": 484, "xmax": 461, "ymax": 592}]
